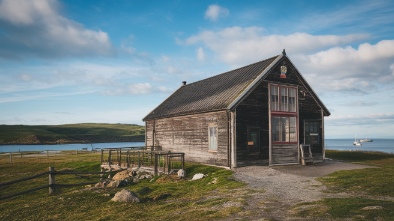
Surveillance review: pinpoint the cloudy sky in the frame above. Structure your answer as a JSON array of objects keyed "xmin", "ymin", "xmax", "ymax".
[{"xmin": 0, "ymin": 0, "xmax": 393, "ymax": 139}]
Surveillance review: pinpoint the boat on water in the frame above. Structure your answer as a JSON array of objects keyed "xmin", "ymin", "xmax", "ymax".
[
  {"xmin": 360, "ymin": 132, "xmax": 373, "ymax": 142},
  {"xmin": 353, "ymin": 140, "xmax": 362, "ymax": 146},
  {"xmin": 353, "ymin": 134, "xmax": 362, "ymax": 146}
]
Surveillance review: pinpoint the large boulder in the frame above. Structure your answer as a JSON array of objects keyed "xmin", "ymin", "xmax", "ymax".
[{"xmin": 111, "ymin": 189, "xmax": 140, "ymax": 203}]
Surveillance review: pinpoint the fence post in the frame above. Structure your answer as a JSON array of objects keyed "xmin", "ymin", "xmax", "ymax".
[
  {"xmin": 138, "ymin": 151, "xmax": 141, "ymax": 168},
  {"xmin": 182, "ymin": 153, "xmax": 185, "ymax": 170},
  {"xmin": 9, "ymin": 152, "xmax": 12, "ymax": 162},
  {"xmin": 154, "ymin": 154, "xmax": 158, "ymax": 176},
  {"xmin": 48, "ymin": 167, "xmax": 58, "ymax": 195},
  {"xmin": 108, "ymin": 150, "xmax": 112, "ymax": 166},
  {"xmin": 100, "ymin": 149, "xmax": 103, "ymax": 165},
  {"xmin": 166, "ymin": 152, "xmax": 170, "ymax": 174},
  {"xmin": 127, "ymin": 150, "xmax": 130, "ymax": 168}
]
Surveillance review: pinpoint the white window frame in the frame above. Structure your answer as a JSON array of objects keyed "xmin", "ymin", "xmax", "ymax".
[
  {"xmin": 270, "ymin": 84, "xmax": 298, "ymax": 144},
  {"xmin": 208, "ymin": 125, "xmax": 218, "ymax": 152}
]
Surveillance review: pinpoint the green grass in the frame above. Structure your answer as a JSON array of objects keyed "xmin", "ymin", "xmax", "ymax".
[
  {"xmin": 2, "ymin": 150, "xmax": 394, "ymax": 220},
  {"xmin": 0, "ymin": 153, "xmax": 245, "ymax": 221},
  {"xmin": 323, "ymin": 150, "xmax": 394, "ymax": 197},
  {"xmin": 293, "ymin": 150, "xmax": 394, "ymax": 220},
  {"xmin": 295, "ymin": 198, "xmax": 394, "ymax": 220}
]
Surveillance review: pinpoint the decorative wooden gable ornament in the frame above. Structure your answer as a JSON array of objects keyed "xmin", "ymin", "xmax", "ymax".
[{"xmin": 280, "ymin": 49, "xmax": 287, "ymax": 78}]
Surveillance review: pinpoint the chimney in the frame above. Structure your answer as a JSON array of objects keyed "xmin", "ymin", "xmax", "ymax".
[{"xmin": 182, "ymin": 81, "xmax": 187, "ymax": 86}]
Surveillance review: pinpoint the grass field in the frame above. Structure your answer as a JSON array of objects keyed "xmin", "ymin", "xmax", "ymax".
[
  {"xmin": 1, "ymin": 150, "xmax": 393, "ymax": 220},
  {"xmin": 0, "ymin": 152, "xmax": 246, "ymax": 221},
  {"xmin": 293, "ymin": 150, "xmax": 394, "ymax": 220}
]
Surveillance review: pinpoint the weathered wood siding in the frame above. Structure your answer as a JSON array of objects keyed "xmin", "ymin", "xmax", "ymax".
[
  {"xmin": 145, "ymin": 111, "xmax": 229, "ymax": 167},
  {"xmin": 235, "ymin": 82, "xmax": 269, "ymax": 161},
  {"xmin": 299, "ymin": 87, "xmax": 324, "ymax": 157},
  {"xmin": 271, "ymin": 145, "xmax": 299, "ymax": 164}
]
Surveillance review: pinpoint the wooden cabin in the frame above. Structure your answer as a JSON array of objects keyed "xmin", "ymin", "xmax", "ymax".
[{"xmin": 143, "ymin": 50, "xmax": 330, "ymax": 168}]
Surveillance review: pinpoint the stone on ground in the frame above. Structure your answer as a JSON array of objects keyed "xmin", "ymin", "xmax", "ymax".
[{"xmin": 111, "ymin": 189, "xmax": 140, "ymax": 203}]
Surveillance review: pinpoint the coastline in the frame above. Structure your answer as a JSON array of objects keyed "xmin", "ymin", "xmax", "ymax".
[{"xmin": 0, "ymin": 135, "xmax": 145, "ymax": 145}]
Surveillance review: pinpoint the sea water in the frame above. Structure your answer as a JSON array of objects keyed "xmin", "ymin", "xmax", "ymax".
[
  {"xmin": 325, "ymin": 139, "xmax": 394, "ymax": 154},
  {"xmin": 1, "ymin": 140, "xmax": 393, "ymax": 154},
  {"xmin": 0, "ymin": 142, "xmax": 145, "ymax": 153}
]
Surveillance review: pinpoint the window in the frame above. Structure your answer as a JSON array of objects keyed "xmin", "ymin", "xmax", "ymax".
[
  {"xmin": 270, "ymin": 84, "xmax": 298, "ymax": 143},
  {"xmin": 272, "ymin": 116, "xmax": 297, "ymax": 143},
  {"xmin": 208, "ymin": 126, "xmax": 218, "ymax": 151},
  {"xmin": 271, "ymin": 86, "xmax": 279, "ymax": 111},
  {"xmin": 288, "ymin": 88, "xmax": 296, "ymax": 112},
  {"xmin": 271, "ymin": 85, "xmax": 297, "ymax": 112}
]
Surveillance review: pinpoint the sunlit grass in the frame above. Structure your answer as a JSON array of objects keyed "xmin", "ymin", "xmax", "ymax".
[
  {"xmin": 293, "ymin": 150, "xmax": 394, "ymax": 220},
  {"xmin": 0, "ymin": 152, "xmax": 245, "ymax": 221}
]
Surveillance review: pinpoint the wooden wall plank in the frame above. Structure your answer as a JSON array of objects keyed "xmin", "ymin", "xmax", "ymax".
[{"xmin": 145, "ymin": 111, "xmax": 229, "ymax": 167}]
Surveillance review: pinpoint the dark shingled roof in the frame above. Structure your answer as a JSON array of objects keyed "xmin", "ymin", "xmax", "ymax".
[{"xmin": 143, "ymin": 55, "xmax": 279, "ymax": 120}]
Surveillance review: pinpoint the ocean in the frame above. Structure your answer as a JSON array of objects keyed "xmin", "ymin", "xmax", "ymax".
[
  {"xmin": 325, "ymin": 139, "xmax": 394, "ymax": 154},
  {"xmin": 0, "ymin": 142, "xmax": 145, "ymax": 153},
  {"xmin": 1, "ymin": 140, "xmax": 393, "ymax": 154}
]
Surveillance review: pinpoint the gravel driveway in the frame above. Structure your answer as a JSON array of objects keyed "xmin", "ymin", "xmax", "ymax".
[{"xmin": 227, "ymin": 159, "xmax": 376, "ymax": 220}]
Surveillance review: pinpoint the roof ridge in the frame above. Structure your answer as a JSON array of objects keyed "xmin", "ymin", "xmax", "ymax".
[{"xmin": 185, "ymin": 55, "xmax": 280, "ymax": 86}]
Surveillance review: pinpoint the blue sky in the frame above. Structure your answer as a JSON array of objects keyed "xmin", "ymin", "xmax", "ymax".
[{"xmin": 0, "ymin": 0, "xmax": 393, "ymax": 139}]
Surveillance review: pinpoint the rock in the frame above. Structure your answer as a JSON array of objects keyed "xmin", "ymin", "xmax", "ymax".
[
  {"xmin": 107, "ymin": 180, "xmax": 120, "ymax": 188},
  {"xmin": 177, "ymin": 169, "xmax": 186, "ymax": 178},
  {"xmin": 192, "ymin": 173, "xmax": 205, "ymax": 180},
  {"xmin": 111, "ymin": 189, "xmax": 140, "ymax": 203},
  {"xmin": 94, "ymin": 180, "xmax": 108, "ymax": 188},
  {"xmin": 113, "ymin": 170, "xmax": 132, "ymax": 181}
]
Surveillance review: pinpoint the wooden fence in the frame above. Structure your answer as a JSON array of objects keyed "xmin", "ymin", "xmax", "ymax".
[
  {"xmin": 1, "ymin": 147, "xmax": 186, "ymax": 200},
  {"xmin": 3, "ymin": 149, "xmax": 96, "ymax": 162},
  {"xmin": 100, "ymin": 146, "xmax": 185, "ymax": 175},
  {"xmin": 0, "ymin": 167, "xmax": 123, "ymax": 201}
]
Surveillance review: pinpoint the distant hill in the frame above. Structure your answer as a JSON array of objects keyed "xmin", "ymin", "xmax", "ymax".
[{"xmin": 0, "ymin": 123, "xmax": 145, "ymax": 144}]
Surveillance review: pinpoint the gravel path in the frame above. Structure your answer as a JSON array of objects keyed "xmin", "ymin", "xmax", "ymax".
[{"xmin": 226, "ymin": 160, "xmax": 377, "ymax": 220}]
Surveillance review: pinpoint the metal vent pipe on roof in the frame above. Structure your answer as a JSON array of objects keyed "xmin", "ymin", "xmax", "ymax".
[{"xmin": 182, "ymin": 81, "xmax": 187, "ymax": 86}]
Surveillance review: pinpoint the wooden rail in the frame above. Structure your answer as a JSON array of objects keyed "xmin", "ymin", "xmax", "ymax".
[
  {"xmin": 154, "ymin": 152, "xmax": 185, "ymax": 176},
  {"xmin": 100, "ymin": 146, "xmax": 185, "ymax": 176},
  {"xmin": 3, "ymin": 149, "xmax": 95, "ymax": 162},
  {"xmin": 0, "ymin": 167, "xmax": 123, "ymax": 201}
]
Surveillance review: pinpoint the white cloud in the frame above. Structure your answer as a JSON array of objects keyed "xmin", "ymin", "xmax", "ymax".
[
  {"xmin": 181, "ymin": 27, "xmax": 394, "ymax": 96},
  {"xmin": 326, "ymin": 112, "xmax": 394, "ymax": 126},
  {"xmin": 204, "ymin": 4, "xmax": 229, "ymax": 21},
  {"xmin": 197, "ymin": 47, "xmax": 205, "ymax": 61},
  {"xmin": 0, "ymin": 0, "xmax": 57, "ymax": 25},
  {"xmin": 183, "ymin": 27, "xmax": 367, "ymax": 65},
  {"xmin": 0, "ymin": 0, "xmax": 113, "ymax": 59},
  {"xmin": 300, "ymin": 40, "xmax": 394, "ymax": 94}
]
